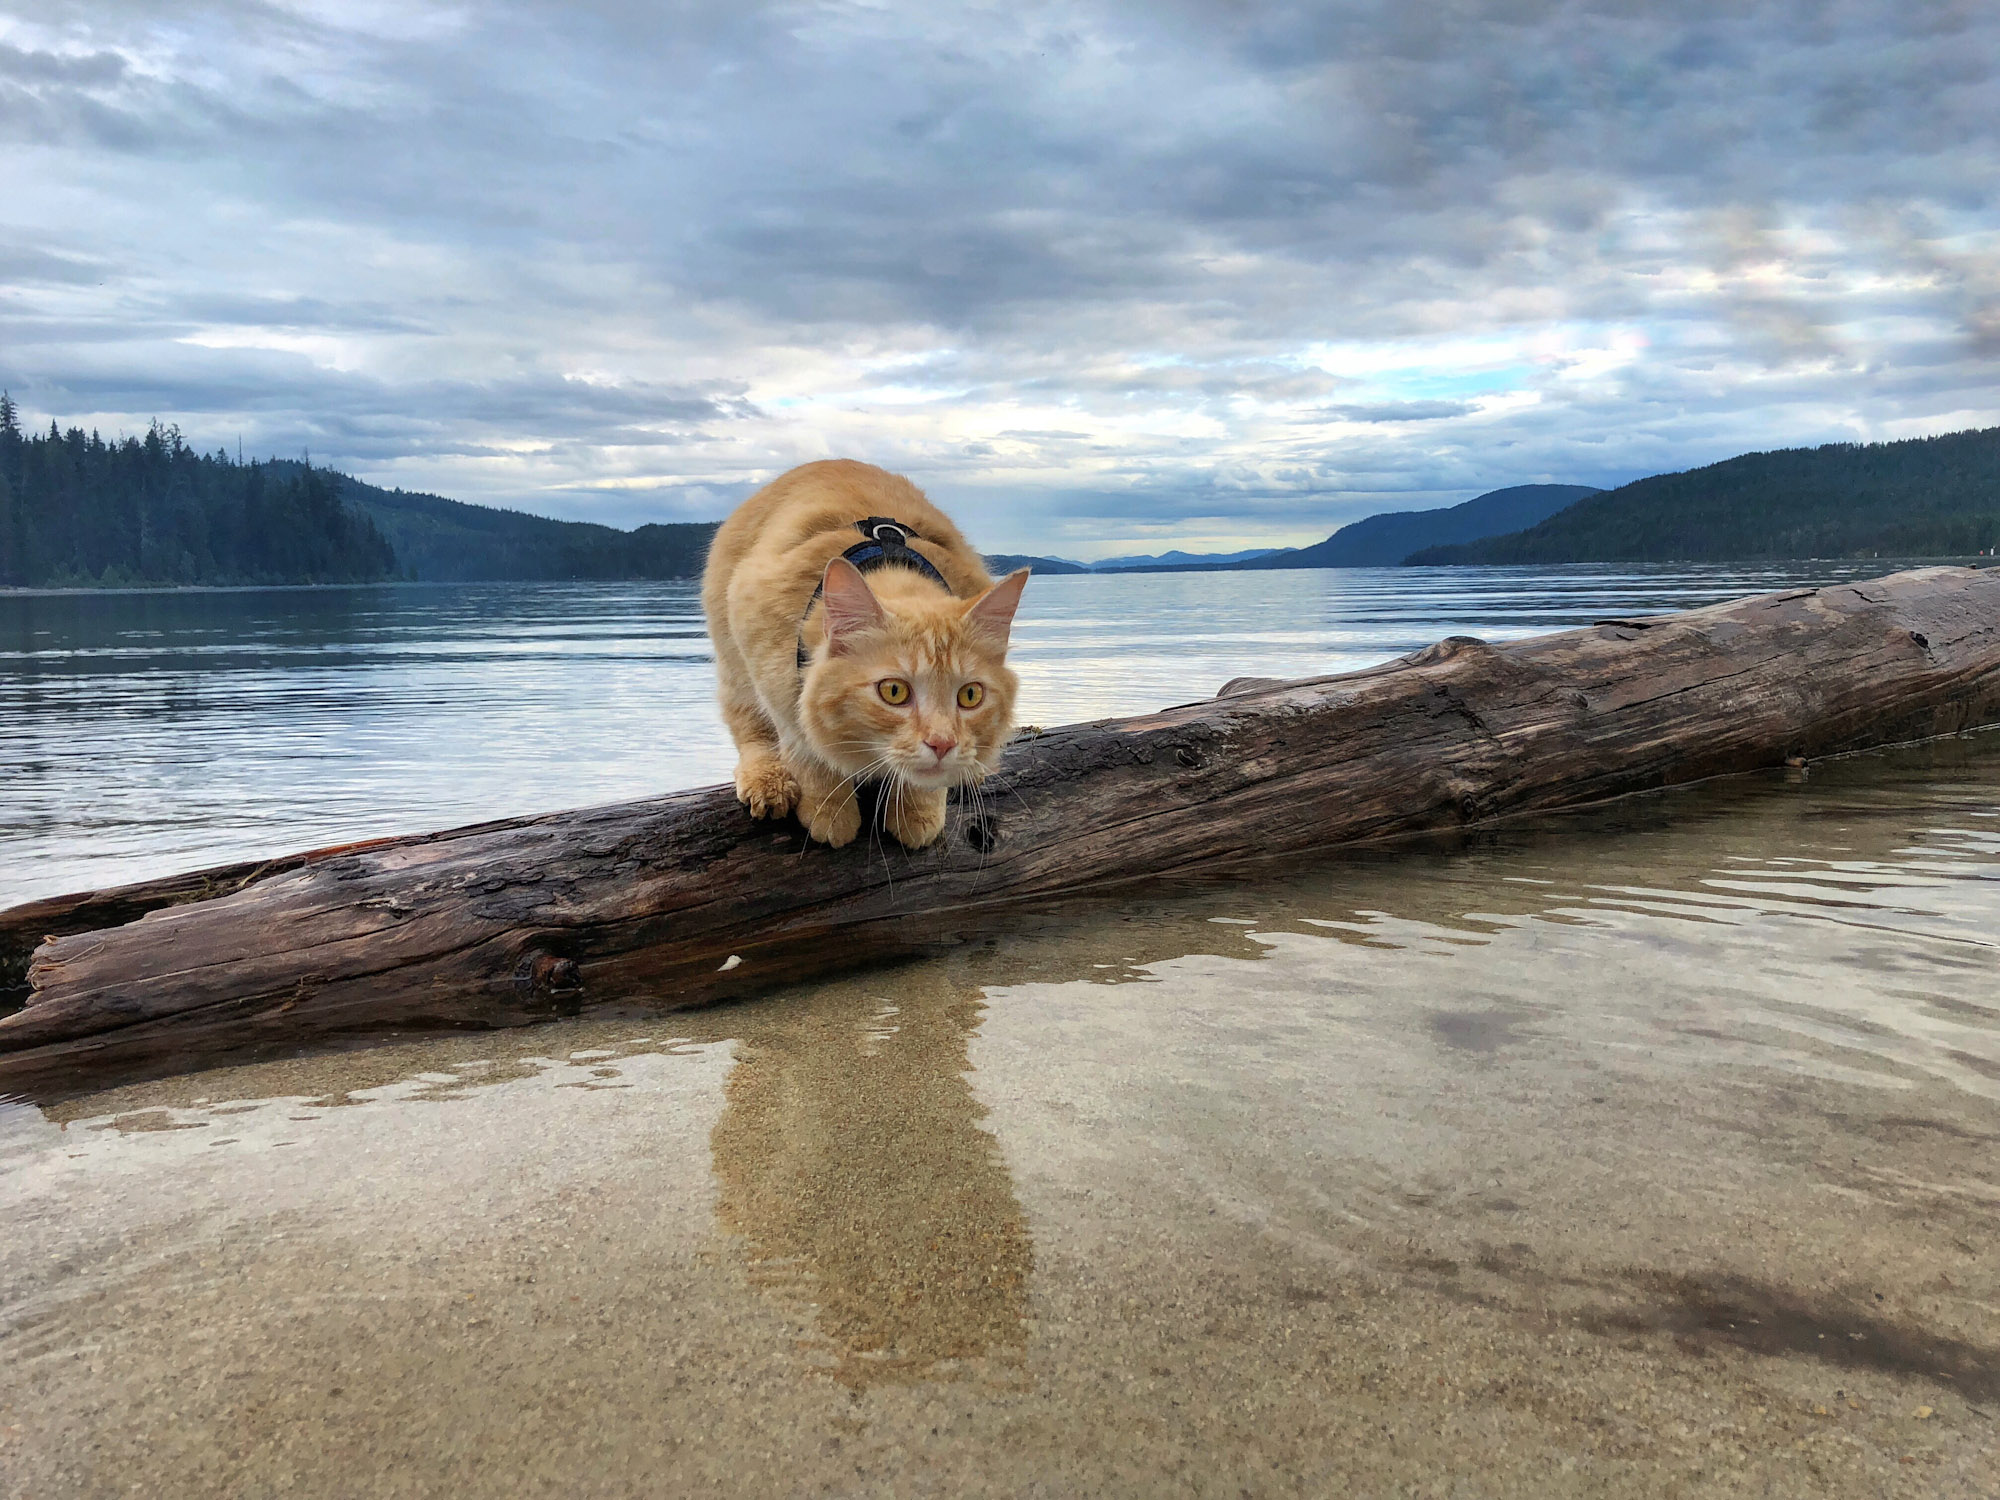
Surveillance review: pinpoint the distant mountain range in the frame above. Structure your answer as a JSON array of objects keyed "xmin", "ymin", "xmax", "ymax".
[
  {"xmin": 984, "ymin": 484, "xmax": 1598, "ymax": 577},
  {"xmin": 10, "ymin": 398, "xmax": 1994, "ymax": 589},
  {"xmin": 1225, "ymin": 485, "xmax": 1600, "ymax": 569},
  {"xmin": 1093, "ymin": 546, "xmax": 1282, "ymax": 570},
  {"xmin": 980, "ymin": 547, "xmax": 1280, "ymax": 573},
  {"xmin": 984, "ymin": 552, "xmax": 1090, "ymax": 575},
  {"xmin": 1409, "ymin": 427, "xmax": 2000, "ymax": 565},
  {"xmin": 251, "ymin": 428, "xmax": 2000, "ymax": 580}
]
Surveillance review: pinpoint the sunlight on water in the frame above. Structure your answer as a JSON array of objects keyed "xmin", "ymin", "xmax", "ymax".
[{"xmin": 0, "ymin": 562, "xmax": 1889, "ymax": 903}]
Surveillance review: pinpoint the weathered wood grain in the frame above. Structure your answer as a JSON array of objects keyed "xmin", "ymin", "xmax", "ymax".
[{"xmin": 4, "ymin": 565, "xmax": 1997, "ymax": 1098}]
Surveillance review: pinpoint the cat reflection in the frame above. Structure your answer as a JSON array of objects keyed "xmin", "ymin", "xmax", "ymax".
[{"xmin": 710, "ymin": 972, "xmax": 1032, "ymax": 1388}]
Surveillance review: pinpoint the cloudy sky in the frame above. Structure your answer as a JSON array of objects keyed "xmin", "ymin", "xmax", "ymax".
[{"xmin": 2, "ymin": 1, "xmax": 1996, "ymax": 556}]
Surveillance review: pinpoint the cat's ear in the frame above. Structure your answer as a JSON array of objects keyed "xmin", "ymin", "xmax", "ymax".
[
  {"xmin": 965, "ymin": 568, "xmax": 1029, "ymax": 646},
  {"xmin": 819, "ymin": 556, "xmax": 886, "ymax": 655}
]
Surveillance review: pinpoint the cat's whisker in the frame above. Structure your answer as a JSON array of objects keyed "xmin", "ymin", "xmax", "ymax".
[
  {"xmin": 963, "ymin": 778, "xmax": 993, "ymax": 882},
  {"xmin": 873, "ymin": 774, "xmax": 906, "ymax": 896},
  {"xmin": 791, "ymin": 753, "xmax": 898, "ymax": 861}
]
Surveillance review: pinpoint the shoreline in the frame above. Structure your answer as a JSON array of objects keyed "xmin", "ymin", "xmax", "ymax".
[{"xmin": 3, "ymin": 554, "xmax": 1994, "ymax": 598}]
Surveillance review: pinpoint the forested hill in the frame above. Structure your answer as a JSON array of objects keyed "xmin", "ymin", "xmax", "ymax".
[
  {"xmin": 310, "ymin": 467, "xmax": 715, "ymax": 583},
  {"xmin": 0, "ymin": 405, "xmax": 396, "ymax": 587},
  {"xmin": 1407, "ymin": 428, "xmax": 2000, "ymax": 565},
  {"xmin": 0, "ymin": 400, "xmax": 716, "ymax": 586}
]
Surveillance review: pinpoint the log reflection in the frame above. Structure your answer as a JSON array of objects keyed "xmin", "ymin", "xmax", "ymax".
[{"xmin": 709, "ymin": 970, "xmax": 1031, "ymax": 1388}]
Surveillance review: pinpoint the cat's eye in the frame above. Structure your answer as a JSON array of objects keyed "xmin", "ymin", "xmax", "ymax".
[
  {"xmin": 957, "ymin": 682, "xmax": 985, "ymax": 710},
  {"xmin": 877, "ymin": 678, "xmax": 911, "ymax": 706}
]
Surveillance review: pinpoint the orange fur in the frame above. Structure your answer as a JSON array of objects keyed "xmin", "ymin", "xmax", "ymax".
[{"xmin": 701, "ymin": 460, "xmax": 1027, "ymax": 848}]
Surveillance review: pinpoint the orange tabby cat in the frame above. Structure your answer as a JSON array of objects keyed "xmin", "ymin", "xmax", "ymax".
[{"xmin": 702, "ymin": 460, "xmax": 1028, "ymax": 848}]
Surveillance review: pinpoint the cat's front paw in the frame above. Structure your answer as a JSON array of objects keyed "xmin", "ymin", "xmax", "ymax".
[
  {"xmin": 802, "ymin": 786, "xmax": 862, "ymax": 848},
  {"xmin": 734, "ymin": 755, "xmax": 799, "ymax": 819},
  {"xmin": 882, "ymin": 786, "xmax": 948, "ymax": 849}
]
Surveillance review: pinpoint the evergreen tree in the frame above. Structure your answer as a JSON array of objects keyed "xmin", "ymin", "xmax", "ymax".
[
  {"xmin": 0, "ymin": 466, "xmax": 15, "ymax": 587},
  {"xmin": 0, "ymin": 393, "xmax": 19, "ymax": 584},
  {"xmin": 0, "ymin": 407, "xmax": 397, "ymax": 586}
]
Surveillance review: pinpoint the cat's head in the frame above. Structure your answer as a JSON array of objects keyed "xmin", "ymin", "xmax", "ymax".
[{"xmin": 799, "ymin": 560, "xmax": 1028, "ymax": 792}]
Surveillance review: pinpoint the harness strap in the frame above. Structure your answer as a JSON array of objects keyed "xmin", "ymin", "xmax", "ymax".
[{"xmin": 796, "ymin": 517, "xmax": 953, "ymax": 672}]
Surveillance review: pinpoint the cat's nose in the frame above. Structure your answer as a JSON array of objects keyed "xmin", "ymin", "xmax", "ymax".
[{"xmin": 923, "ymin": 734, "xmax": 957, "ymax": 761}]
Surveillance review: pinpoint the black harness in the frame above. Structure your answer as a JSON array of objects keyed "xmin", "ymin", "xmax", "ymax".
[{"xmin": 797, "ymin": 516, "xmax": 953, "ymax": 672}]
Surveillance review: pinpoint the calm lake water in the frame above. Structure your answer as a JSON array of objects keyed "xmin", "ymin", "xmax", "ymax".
[{"xmin": 0, "ymin": 562, "xmax": 1892, "ymax": 905}]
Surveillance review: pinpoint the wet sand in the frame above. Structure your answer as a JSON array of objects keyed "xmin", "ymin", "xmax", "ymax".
[{"xmin": 4, "ymin": 735, "xmax": 1998, "ymax": 1496}]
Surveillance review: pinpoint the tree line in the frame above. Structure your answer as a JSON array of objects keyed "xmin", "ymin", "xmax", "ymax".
[{"xmin": 0, "ymin": 395, "xmax": 397, "ymax": 587}]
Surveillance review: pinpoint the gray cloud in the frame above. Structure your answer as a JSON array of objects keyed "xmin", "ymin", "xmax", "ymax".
[
  {"xmin": 0, "ymin": 0, "xmax": 1994, "ymax": 553},
  {"xmin": 167, "ymin": 294, "xmax": 434, "ymax": 335},
  {"xmin": 0, "ymin": 243, "xmax": 105, "ymax": 284},
  {"xmin": 0, "ymin": 40, "xmax": 125, "ymax": 85},
  {"xmin": 1321, "ymin": 401, "xmax": 1475, "ymax": 424}
]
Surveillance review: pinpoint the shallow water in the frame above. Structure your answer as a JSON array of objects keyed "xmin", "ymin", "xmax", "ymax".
[
  {"xmin": 0, "ymin": 561, "xmax": 1887, "ymax": 904},
  {"xmin": 4, "ymin": 733, "xmax": 1996, "ymax": 1496}
]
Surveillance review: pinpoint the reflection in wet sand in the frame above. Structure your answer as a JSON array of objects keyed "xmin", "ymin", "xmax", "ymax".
[{"xmin": 711, "ymin": 972, "xmax": 1031, "ymax": 1388}]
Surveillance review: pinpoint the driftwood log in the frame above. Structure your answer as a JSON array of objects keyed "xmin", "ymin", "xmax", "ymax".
[{"xmin": 4, "ymin": 565, "xmax": 1998, "ymax": 1099}]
